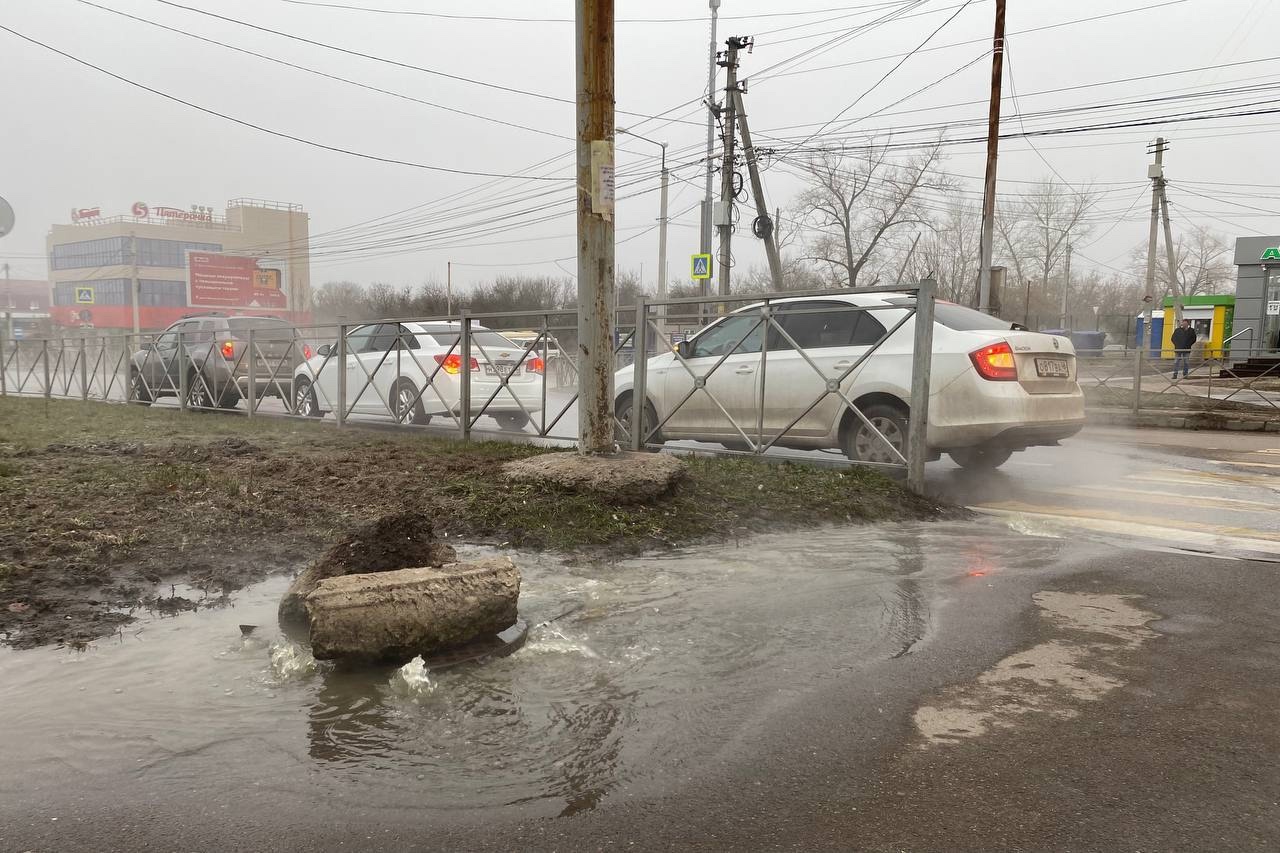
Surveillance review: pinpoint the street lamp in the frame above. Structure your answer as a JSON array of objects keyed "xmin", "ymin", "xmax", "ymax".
[{"xmin": 617, "ymin": 127, "xmax": 669, "ymax": 334}]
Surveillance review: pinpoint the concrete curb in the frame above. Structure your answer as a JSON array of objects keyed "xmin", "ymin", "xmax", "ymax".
[{"xmin": 1087, "ymin": 407, "xmax": 1280, "ymax": 432}]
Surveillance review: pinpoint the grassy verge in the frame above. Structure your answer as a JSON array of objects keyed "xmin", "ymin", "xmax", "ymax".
[{"xmin": 0, "ymin": 397, "xmax": 945, "ymax": 648}]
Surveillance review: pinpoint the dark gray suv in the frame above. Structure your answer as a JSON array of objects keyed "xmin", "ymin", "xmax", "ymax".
[{"xmin": 130, "ymin": 315, "xmax": 303, "ymax": 409}]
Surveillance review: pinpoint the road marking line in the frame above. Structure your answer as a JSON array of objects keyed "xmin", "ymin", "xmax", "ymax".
[
  {"xmin": 1060, "ymin": 485, "xmax": 1280, "ymax": 512},
  {"xmin": 976, "ymin": 507, "xmax": 1280, "ymax": 556},
  {"xmin": 976, "ymin": 500, "xmax": 1280, "ymax": 543},
  {"xmin": 1210, "ymin": 459, "xmax": 1280, "ymax": 470},
  {"xmin": 1130, "ymin": 470, "xmax": 1280, "ymax": 490}
]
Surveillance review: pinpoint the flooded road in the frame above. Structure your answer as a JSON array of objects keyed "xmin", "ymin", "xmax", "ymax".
[{"xmin": 0, "ymin": 523, "xmax": 1075, "ymax": 824}]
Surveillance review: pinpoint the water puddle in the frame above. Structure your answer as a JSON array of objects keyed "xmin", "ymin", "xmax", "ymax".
[{"xmin": 0, "ymin": 522, "xmax": 1071, "ymax": 819}]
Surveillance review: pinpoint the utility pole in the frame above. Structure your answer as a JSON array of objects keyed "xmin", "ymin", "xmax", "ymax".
[
  {"xmin": 447, "ymin": 261, "xmax": 453, "ymax": 315},
  {"xmin": 1060, "ymin": 243, "xmax": 1072, "ymax": 328},
  {"xmin": 618, "ymin": 127, "xmax": 670, "ymax": 334},
  {"xmin": 700, "ymin": 0, "xmax": 722, "ymax": 295},
  {"xmin": 3, "ymin": 262, "xmax": 12, "ymax": 342},
  {"xmin": 733, "ymin": 82, "xmax": 784, "ymax": 290},
  {"xmin": 976, "ymin": 0, "xmax": 1006, "ymax": 313},
  {"xmin": 1142, "ymin": 138, "xmax": 1166, "ymax": 354},
  {"xmin": 129, "ymin": 231, "xmax": 140, "ymax": 334},
  {"xmin": 716, "ymin": 36, "xmax": 744, "ymax": 299},
  {"xmin": 575, "ymin": 0, "xmax": 616, "ymax": 455},
  {"xmin": 1159, "ymin": 184, "xmax": 1182, "ymax": 325}
]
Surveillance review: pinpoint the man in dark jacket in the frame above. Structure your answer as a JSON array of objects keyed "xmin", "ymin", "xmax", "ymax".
[{"xmin": 1171, "ymin": 319, "xmax": 1197, "ymax": 379}]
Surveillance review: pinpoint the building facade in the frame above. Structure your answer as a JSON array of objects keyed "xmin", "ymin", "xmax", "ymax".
[
  {"xmin": 2, "ymin": 277, "xmax": 53, "ymax": 340},
  {"xmin": 46, "ymin": 199, "xmax": 310, "ymax": 332},
  {"xmin": 1233, "ymin": 236, "xmax": 1280, "ymax": 352}
]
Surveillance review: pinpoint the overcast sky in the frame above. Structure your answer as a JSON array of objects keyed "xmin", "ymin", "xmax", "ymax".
[{"xmin": 2, "ymin": 0, "xmax": 1278, "ymax": 292}]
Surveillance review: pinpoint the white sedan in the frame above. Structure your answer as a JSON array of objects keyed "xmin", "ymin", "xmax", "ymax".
[
  {"xmin": 614, "ymin": 294, "xmax": 1084, "ymax": 470},
  {"xmin": 293, "ymin": 321, "xmax": 545, "ymax": 430}
]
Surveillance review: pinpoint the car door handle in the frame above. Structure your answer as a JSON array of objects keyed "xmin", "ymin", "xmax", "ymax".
[
  {"xmin": 735, "ymin": 365, "xmax": 755, "ymax": 375},
  {"xmin": 833, "ymin": 361, "xmax": 853, "ymax": 371}
]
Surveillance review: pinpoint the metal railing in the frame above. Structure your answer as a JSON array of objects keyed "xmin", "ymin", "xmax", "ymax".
[
  {"xmin": 0, "ymin": 281, "xmax": 939, "ymax": 488},
  {"xmin": 1076, "ymin": 342, "xmax": 1280, "ymax": 416}
]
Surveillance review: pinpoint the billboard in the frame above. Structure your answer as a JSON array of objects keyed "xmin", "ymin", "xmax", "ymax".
[{"xmin": 188, "ymin": 251, "xmax": 289, "ymax": 310}]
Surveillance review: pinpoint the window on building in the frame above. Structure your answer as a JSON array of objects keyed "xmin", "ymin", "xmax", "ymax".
[
  {"xmin": 139, "ymin": 280, "xmax": 186, "ymax": 307},
  {"xmin": 135, "ymin": 239, "xmax": 223, "ymax": 268},
  {"xmin": 50, "ymin": 237, "xmax": 129, "ymax": 270}
]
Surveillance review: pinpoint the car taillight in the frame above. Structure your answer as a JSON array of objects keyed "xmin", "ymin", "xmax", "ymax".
[
  {"xmin": 302, "ymin": 344, "xmax": 313, "ymax": 360},
  {"xmin": 433, "ymin": 354, "xmax": 480, "ymax": 375},
  {"xmin": 527, "ymin": 357, "xmax": 545, "ymax": 374},
  {"xmin": 969, "ymin": 342, "xmax": 1018, "ymax": 381},
  {"xmin": 221, "ymin": 340, "xmax": 235, "ymax": 360}
]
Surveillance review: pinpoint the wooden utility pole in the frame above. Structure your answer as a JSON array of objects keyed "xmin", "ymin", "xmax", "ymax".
[
  {"xmin": 575, "ymin": 0, "xmax": 616, "ymax": 454},
  {"xmin": 976, "ymin": 0, "xmax": 1006, "ymax": 313},
  {"xmin": 716, "ymin": 36, "xmax": 743, "ymax": 299}
]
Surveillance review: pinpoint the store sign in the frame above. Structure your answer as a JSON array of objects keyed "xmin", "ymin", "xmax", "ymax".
[
  {"xmin": 1261, "ymin": 247, "xmax": 1280, "ymax": 261},
  {"xmin": 131, "ymin": 201, "xmax": 214, "ymax": 223},
  {"xmin": 188, "ymin": 251, "xmax": 287, "ymax": 310},
  {"xmin": 71, "ymin": 207, "xmax": 101, "ymax": 222}
]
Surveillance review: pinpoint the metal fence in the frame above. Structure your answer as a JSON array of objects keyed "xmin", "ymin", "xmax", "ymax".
[{"xmin": 0, "ymin": 282, "xmax": 939, "ymax": 489}]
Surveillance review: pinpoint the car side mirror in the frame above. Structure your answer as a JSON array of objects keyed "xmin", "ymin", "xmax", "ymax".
[
  {"xmin": 315, "ymin": 343, "xmax": 331, "ymax": 358},
  {"xmin": 676, "ymin": 340, "xmax": 693, "ymax": 359}
]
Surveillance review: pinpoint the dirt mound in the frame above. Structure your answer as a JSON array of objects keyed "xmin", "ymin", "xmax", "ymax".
[{"xmin": 278, "ymin": 511, "xmax": 457, "ymax": 625}]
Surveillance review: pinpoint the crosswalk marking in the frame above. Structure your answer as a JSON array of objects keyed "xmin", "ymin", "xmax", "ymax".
[
  {"xmin": 976, "ymin": 500, "xmax": 1280, "ymax": 544},
  {"xmin": 1059, "ymin": 484, "xmax": 1279, "ymax": 512}
]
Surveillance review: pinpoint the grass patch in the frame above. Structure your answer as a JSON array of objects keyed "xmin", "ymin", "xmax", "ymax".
[{"xmin": 0, "ymin": 396, "xmax": 945, "ymax": 648}]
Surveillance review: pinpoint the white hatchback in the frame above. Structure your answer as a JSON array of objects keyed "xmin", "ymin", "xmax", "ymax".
[
  {"xmin": 293, "ymin": 321, "xmax": 545, "ymax": 431},
  {"xmin": 614, "ymin": 294, "xmax": 1085, "ymax": 469}
]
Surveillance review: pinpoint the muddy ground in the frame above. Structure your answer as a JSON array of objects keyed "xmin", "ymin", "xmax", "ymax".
[{"xmin": 0, "ymin": 397, "xmax": 944, "ymax": 649}]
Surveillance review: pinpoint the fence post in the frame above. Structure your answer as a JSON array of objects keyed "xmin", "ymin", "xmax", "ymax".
[
  {"xmin": 539, "ymin": 313, "xmax": 549, "ymax": 435},
  {"xmin": 42, "ymin": 340, "xmax": 51, "ymax": 401},
  {"xmin": 460, "ymin": 309, "xmax": 472, "ymax": 442},
  {"xmin": 178, "ymin": 331, "xmax": 188, "ymax": 411},
  {"xmin": 0, "ymin": 330, "xmax": 7, "ymax": 397},
  {"xmin": 80, "ymin": 337, "xmax": 88, "ymax": 402},
  {"xmin": 1132, "ymin": 347, "xmax": 1143, "ymax": 414},
  {"xmin": 631, "ymin": 296, "xmax": 648, "ymax": 452},
  {"xmin": 907, "ymin": 278, "xmax": 936, "ymax": 494},
  {"xmin": 336, "ymin": 324, "xmax": 347, "ymax": 429},
  {"xmin": 247, "ymin": 327, "xmax": 256, "ymax": 419},
  {"xmin": 756, "ymin": 302, "xmax": 770, "ymax": 453}
]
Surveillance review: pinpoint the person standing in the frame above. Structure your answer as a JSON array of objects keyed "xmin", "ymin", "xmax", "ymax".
[{"xmin": 1171, "ymin": 318, "xmax": 1197, "ymax": 379}]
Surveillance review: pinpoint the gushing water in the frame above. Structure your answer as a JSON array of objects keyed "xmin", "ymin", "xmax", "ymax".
[
  {"xmin": 388, "ymin": 655, "xmax": 436, "ymax": 698},
  {"xmin": 269, "ymin": 640, "xmax": 317, "ymax": 681}
]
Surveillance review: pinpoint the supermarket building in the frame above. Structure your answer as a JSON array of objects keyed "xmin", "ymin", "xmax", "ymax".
[{"xmin": 47, "ymin": 198, "xmax": 310, "ymax": 331}]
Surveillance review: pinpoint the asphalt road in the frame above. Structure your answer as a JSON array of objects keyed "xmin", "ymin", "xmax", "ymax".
[{"xmin": 3, "ymin": 428, "xmax": 1279, "ymax": 852}]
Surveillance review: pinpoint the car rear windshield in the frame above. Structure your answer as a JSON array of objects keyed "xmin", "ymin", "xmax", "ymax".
[
  {"xmin": 227, "ymin": 318, "xmax": 291, "ymax": 334},
  {"xmin": 885, "ymin": 298, "xmax": 1021, "ymax": 331},
  {"xmin": 427, "ymin": 331, "xmax": 521, "ymax": 352}
]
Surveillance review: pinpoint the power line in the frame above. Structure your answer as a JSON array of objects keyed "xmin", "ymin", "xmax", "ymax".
[{"xmin": 0, "ymin": 24, "xmax": 578, "ymax": 181}]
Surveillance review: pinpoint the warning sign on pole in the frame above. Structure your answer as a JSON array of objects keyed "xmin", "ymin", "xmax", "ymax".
[{"xmin": 691, "ymin": 253, "xmax": 712, "ymax": 280}]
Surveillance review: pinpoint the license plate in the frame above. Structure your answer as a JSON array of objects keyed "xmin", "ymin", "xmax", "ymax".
[
  {"xmin": 485, "ymin": 362, "xmax": 516, "ymax": 377},
  {"xmin": 1035, "ymin": 357, "xmax": 1070, "ymax": 378}
]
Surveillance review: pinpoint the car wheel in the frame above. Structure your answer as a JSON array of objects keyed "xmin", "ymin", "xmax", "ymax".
[
  {"xmin": 615, "ymin": 394, "xmax": 663, "ymax": 451},
  {"xmin": 187, "ymin": 372, "xmax": 214, "ymax": 411},
  {"xmin": 842, "ymin": 403, "xmax": 909, "ymax": 465},
  {"xmin": 391, "ymin": 379, "xmax": 430, "ymax": 425},
  {"xmin": 294, "ymin": 377, "xmax": 323, "ymax": 418},
  {"xmin": 495, "ymin": 412, "xmax": 530, "ymax": 432},
  {"xmin": 948, "ymin": 446, "xmax": 1013, "ymax": 470},
  {"xmin": 130, "ymin": 370, "xmax": 152, "ymax": 406}
]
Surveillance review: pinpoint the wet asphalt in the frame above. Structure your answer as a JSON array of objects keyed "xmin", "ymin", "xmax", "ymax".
[{"xmin": 4, "ymin": 426, "xmax": 1280, "ymax": 852}]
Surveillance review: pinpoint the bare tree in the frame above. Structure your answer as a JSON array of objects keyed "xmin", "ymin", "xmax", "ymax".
[
  {"xmin": 994, "ymin": 178, "xmax": 1098, "ymax": 321},
  {"xmin": 792, "ymin": 140, "xmax": 951, "ymax": 288},
  {"xmin": 1142, "ymin": 225, "xmax": 1232, "ymax": 303},
  {"xmin": 904, "ymin": 203, "xmax": 982, "ymax": 304}
]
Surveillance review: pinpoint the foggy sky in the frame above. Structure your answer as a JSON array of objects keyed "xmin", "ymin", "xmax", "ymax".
[{"xmin": 2, "ymin": 0, "xmax": 1276, "ymax": 293}]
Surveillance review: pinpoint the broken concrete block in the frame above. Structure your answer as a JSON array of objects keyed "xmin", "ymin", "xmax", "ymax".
[
  {"xmin": 279, "ymin": 512, "xmax": 456, "ymax": 625},
  {"xmin": 502, "ymin": 451, "xmax": 687, "ymax": 504},
  {"xmin": 305, "ymin": 557, "xmax": 520, "ymax": 662}
]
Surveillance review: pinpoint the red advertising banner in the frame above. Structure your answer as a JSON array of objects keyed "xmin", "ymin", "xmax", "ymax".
[{"xmin": 188, "ymin": 251, "xmax": 288, "ymax": 310}]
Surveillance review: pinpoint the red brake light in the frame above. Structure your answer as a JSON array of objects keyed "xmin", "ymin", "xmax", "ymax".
[
  {"xmin": 527, "ymin": 357, "xmax": 545, "ymax": 374},
  {"xmin": 303, "ymin": 344, "xmax": 313, "ymax": 359},
  {"xmin": 433, "ymin": 354, "xmax": 480, "ymax": 375},
  {"xmin": 969, "ymin": 342, "xmax": 1018, "ymax": 381},
  {"xmin": 221, "ymin": 340, "xmax": 235, "ymax": 360}
]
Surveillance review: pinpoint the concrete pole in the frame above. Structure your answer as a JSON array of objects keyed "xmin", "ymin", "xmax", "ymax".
[
  {"xmin": 1059, "ymin": 243, "xmax": 1071, "ymax": 328},
  {"xmin": 447, "ymin": 261, "xmax": 453, "ymax": 315},
  {"xmin": 700, "ymin": 0, "xmax": 721, "ymax": 289},
  {"xmin": 576, "ymin": 0, "xmax": 616, "ymax": 455},
  {"xmin": 3, "ymin": 262, "xmax": 12, "ymax": 342},
  {"xmin": 1142, "ymin": 139, "xmax": 1165, "ymax": 352},
  {"xmin": 657, "ymin": 148, "xmax": 669, "ymax": 336},
  {"xmin": 1159, "ymin": 185, "xmax": 1182, "ymax": 325},
  {"xmin": 717, "ymin": 37, "xmax": 741, "ymax": 300},
  {"xmin": 976, "ymin": 0, "xmax": 1006, "ymax": 313},
  {"xmin": 734, "ymin": 88, "xmax": 784, "ymax": 291}
]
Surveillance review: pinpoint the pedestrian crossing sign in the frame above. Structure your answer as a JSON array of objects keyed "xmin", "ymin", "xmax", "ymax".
[
  {"xmin": 74, "ymin": 286, "xmax": 95, "ymax": 305},
  {"xmin": 691, "ymin": 253, "xmax": 712, "ymax": 280}
]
